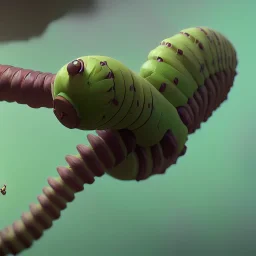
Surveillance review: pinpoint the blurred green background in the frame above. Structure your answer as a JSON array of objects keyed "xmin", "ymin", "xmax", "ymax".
[{"xmin": 0, "ymin": 0, "xmax": 254, "ymax": 255}]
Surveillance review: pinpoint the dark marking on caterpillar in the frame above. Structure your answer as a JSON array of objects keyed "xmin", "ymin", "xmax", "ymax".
[
  {"xmin": 130, "ymin": 84, "xmax": 135, "ymax": 91},
  {"xmin": 177, "ymin": 49, "xmax": 183, "ymax": 55},
  {"xmin": 198, "ymin": 42, "xmax": 204, "ymax": 50},
  {"xmin": 106, "ymin": 71, "xmax": 114, "ymax": 79},
  {"xmin": 100, "ymin": 61, "xmax": 107, "ymax": 66},
  {"xmin": 159, "ymin": 82, "xmax": 167, "ymax": 92},
  {"xmin": 112, "ymin": 99, "xmax": 119, "ymax": 106},
  {"xmin": 173, "ymin": 77, "xmax": 179, "ymax": 85}
]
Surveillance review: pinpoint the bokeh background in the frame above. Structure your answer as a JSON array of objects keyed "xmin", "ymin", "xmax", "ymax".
[{"xmin": 0, "ymin": 0, "xmax": 254, "ymax": 255}]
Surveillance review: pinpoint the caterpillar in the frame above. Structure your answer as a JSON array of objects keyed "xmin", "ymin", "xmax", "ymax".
[{"xmin": 0, "ymin": 27, "xmax": 237, "ymax": 255}]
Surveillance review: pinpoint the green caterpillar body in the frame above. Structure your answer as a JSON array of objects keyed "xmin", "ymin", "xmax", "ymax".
[
  {"xmin": 53, "ymin": 56, "xmax": 187, "ymax": 149},
  {"xmin": 53, "ymin": 27, "xmax": 237, "ymax": 181}
]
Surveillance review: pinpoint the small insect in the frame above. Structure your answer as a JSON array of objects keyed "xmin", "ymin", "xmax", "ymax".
[{"xmin": 0, "ymin": 184, "xmax": 6, "ymax": 195}]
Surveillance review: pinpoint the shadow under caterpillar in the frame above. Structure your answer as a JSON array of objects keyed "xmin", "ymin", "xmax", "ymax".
[{"xmin": 0, "ymin": 26, "xmax": 237, "ymax": 255}]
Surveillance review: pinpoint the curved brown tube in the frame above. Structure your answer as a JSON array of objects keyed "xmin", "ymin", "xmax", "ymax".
[
  {"xmin": 0, "ymin": 65, "xmax": 55, "ymax": 108},
  {"xmin": 0, "ymin": 128, "xmax": 179, "ymax": 255},
  {"xmin": 0, "ymin": 130, "xmax": 135, "ymax": 255}
]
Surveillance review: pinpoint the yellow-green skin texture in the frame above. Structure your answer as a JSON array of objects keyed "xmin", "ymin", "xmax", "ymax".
[
  {"xmin": 53, "ymin": 56, "xmax": 188, "ymax": 180},
  {"xmin": 53, "ymin": 56, "xmax": 188, "ymax": 150}
]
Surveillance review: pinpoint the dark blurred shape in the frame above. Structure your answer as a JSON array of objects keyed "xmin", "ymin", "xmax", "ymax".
[
  {"xmin": 0, "ymin": 184, "xmax": 6, "ymax": 195},
  {"xmin": 0, "ymin": 0, "xmax": 96, "ymax": 42}
]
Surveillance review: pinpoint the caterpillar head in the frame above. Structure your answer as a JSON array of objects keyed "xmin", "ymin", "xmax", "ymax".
[{"xmin": 52, "ymin": 56, "xmax": 115, "ymax": 130}]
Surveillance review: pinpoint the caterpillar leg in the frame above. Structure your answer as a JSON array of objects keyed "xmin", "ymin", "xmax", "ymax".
[
  {"xmin": 0, "ymin": 129, "xmax": 136, "ymax": 255},
  {"xmin": 0, "ymin": 65, "xmax": 54, "ymax": 108},
  {"xmin": 178, "ymin": 68, "xmax": 237, "ymax": 133},
  {"xmin": 107, "ymin": 130, "xmax": 187, "ymax": 181}
]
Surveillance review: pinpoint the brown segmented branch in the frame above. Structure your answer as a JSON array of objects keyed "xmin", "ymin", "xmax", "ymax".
[
  {"xmin": 0, "ymin": 65, "xmax": 55, "ymax": 108},
  {"xmin": 0, "ymin": 128, "xmax": 179, "ymax": 255}
]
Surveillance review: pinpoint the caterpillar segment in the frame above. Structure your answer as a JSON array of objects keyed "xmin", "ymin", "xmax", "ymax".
[
  {"xmin": 140, "ymin": 27, "xmax": 237, "ymax": 134},
  {"xmin": 0, "ymin": 65, "xmax": 54, "ymax": 108}
]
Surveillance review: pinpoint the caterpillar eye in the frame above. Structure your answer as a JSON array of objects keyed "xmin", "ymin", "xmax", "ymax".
[{"xmin": 67, "ymin": 59, "xmax": 84, "ymax": 76}]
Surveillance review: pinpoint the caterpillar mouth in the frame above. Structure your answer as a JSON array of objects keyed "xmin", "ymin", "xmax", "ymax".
[{"xmin": 53, "ymin": 95, "xmax": 81, "ymax": 129}]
